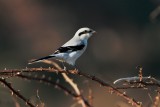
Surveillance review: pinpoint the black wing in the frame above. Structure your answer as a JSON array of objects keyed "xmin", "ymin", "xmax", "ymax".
[
  {"xmin": 54, "ymin": 44, "xmax": 85, "ymax": 54},
  {"xmin": 28, "ymin": 55, "xmax": 54, "ymax": 64}
]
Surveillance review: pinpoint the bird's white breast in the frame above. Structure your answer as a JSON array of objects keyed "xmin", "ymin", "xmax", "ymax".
[{"xmin": 66, "ymin": 45, "xmax": 87, "ymax": 65}]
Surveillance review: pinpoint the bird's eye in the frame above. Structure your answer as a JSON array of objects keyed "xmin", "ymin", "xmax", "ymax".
[
  {"xmin": 79, "ymin": 30, "xmax": 88, "ymax": 36},
  {"xmin": 84, "ymin": 30, "xmax": 87, "ymax": 33}
]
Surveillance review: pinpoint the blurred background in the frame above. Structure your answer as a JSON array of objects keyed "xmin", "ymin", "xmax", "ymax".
[{"xmin": 0, "ymin": 0, "xmax": 160, "ymax": 107}]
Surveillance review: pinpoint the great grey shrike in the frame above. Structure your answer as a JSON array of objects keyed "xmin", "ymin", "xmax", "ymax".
[{"xmin": 28, "ymin": 27, "xmax": 96, "ymax": 68}]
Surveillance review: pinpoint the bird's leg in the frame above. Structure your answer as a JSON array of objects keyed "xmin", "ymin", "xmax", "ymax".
[
  {"xmin": 62, "ymin": 62, "xmax": 67, "ymax": 71},
  {"xmin": 73, "ymin": 65, "xmax": 78, "ymax": 71}
]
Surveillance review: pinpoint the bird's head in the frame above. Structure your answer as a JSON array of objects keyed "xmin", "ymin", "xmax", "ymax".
[{"xmin": 75, "ymin": 27, "xmax": 96, "ymax": 40}]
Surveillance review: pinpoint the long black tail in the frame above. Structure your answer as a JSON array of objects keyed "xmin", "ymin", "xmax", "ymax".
[{"xmin": 28, "ymin": 55, "xmax": 55, "ymax": 64}]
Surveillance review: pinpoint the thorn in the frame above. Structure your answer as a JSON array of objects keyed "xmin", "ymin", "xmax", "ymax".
[
  {"xmin": 16, "ymin": 72, "xmax": 21, "ymax": 75},
  {"xmin": 1, "ymin": 77, "xmax": 5, "ymax": 80},
  {"xmin": 64, "ymin": 91, "xmax": 69, "ymax": 95},
  {"xmin": 48, "ymin": 67, "xmax": 51, "ymax": 69},
  {"xmin": 54, "ymin": 85, "xmax": 58, "ymax": 89},
  {"xmin": 25, "ymin": 101, "xmax": 28, "ymax": 105},
  {"xmin": 11, "ymin": 91, "xmax": 14, "ymax": 96},
  {"xmin": 123, "ymin": 91, "xmax": 126, "ymax": 95}
]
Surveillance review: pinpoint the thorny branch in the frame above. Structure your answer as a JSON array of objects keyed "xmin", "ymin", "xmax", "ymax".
[
  {"xmin": 72, "ymin": 69, "xmax": 142, "ymax": 107},
  {"xmin": 1, "ymin": 73, "xmax": 91, "ymax": 107},
  {"xmin": 114, "ymin": 67, "xmax": 160, "ymax": 107},
  {"xmin": 114, "ymin": 67, "xmax": 160, "ymax": 89},
  {"xmin": 0, "ymin": 66, "xmax": 141, "ymax": 106},
  {"xmin": 0, "ymin": 67, "xmax": 92, "ymax": 107},
  {"xmin": 36, "ymin": 60, "xmax": 143, "ymax": 106},
  {"xmin": 152, "ymin": 91, "xmax": 160, "ymax": 107},
  {"xmin": 61, "ymin": 73, "xmax": 89, "ymax": 107},
  {"xmin": 0, "ymin": 60, "xmax": 92, "ymax": 107},
  {"xmin": 17, "ymin": 74, "xmax": 92, "ymax": 107},
  {"xmin": 16, "ymin": 74, "xmax": 80, "ymax": 98},
  {"xmin": 115, "ymin": 76, "xmax": 160, "ymax": 90},
  {"xmin": 16, "ymin": 74, "xmax": 91, "ymax": 107},
  {"xmin": 41, "ymin": 60, "xmax": 92, "ymax": 107},
  {"xmin": 0, "ymin": 77, "xmax": 35, "ymax": 107}
]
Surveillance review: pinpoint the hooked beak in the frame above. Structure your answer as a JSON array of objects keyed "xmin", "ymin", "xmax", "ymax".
[{"xmin": 92, "ymin": 30, "xmax": 96, "ymax": 34}]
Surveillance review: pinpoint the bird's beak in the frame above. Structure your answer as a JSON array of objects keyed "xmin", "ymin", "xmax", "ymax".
[{"xmin": 92, "ymin": 30, "xmax": 96, "ymax": 34}]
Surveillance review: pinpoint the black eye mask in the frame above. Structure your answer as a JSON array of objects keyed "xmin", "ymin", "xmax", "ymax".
[{"xmin": 78, "ymin": 30, "xmax": 92, "ymax": 36}]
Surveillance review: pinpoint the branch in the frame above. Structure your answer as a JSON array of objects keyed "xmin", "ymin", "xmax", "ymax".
[
  {"xmin": 0, "ymin": 60, "xmax": 142, "ymax": 107},
  {"xmin": 152, "ymin": 92, "xmax": 160, "ymax": 107},
  {"xmin": 150, "ymin": 6, "xmax": 160, "ymax": 23},
  {"xmin": 114, "ymin": 67, "xmax": 160, "ymax": 90},
  {"xmin": 0, "ymin": 67, "xmax": 63, "ymax": 77},
  {"xmin": 0, "ymin": 77, "xmax": 35, "ymax": 107},
  {"xmin": 41, "ymin": 60, "xmax": 92, "ymax": 107},
  {"xmin": 62, "ymin": 73, "xmax": 90, "ymax": 107},
  {"xmin": 113, "ymin": 67, "xmax": 160, "ymax": 106},
  {"xmin": 41, "ymin": 60, "xmax": 141, "ymax": 107},
  {"xmin": 72, "ymin": 70, "xmax": 142, "ymax": 107},
  {"xmin": 16, "ymin": 74, "xmax": 79, "ymax": 98},
  {"xmin": 114, "ymin": 76, "xmax": 160, "ymax": 90},
  {"xmin": 12, "ymin": 95, "xmax": 21, "ymax": 107}
]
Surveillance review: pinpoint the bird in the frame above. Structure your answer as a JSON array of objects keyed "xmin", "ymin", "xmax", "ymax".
[{"xmin": 28, "ymin": 27, "xmax": 96, "ymax": 69}]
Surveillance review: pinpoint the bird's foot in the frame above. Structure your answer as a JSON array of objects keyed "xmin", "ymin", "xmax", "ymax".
[
  {"xmin": 74, "ymin": 68, "xmax": 78, "ymax": 72},
  {"xmin": 63, "ymin": 66, "xmax": 67, "ymax": 71}
]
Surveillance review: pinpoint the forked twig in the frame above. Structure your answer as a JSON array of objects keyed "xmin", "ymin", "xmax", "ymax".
[
  {"xmin": 114, "ymin": 67, "xmax": 160, "ymax": 106},
  {"xmin": 41, "ymin": 60, "xmax": 141, "ymax": 107},
  {"xmin": 72, "ymin": 70, "xmax": 142, "ymax": 107},
  {"xmin": 12, "ymin": 95, "xmax": 21, "ymax": 107},
  {"xmin": 152, "ymin": 91, "xmax": 160, "ymax": 107},
  {"xmin": 16, "ymin": 74, "xmax": 79, "ymax": 98},
  {"xmin": 0, "ymin": 60, "xmax": 142, "ymax": 107},
  {"xmin": 0, "ymin": 78, "xmax": 35, "ymax": 107},
  {"xmin": 41, "ymin": 60, "xmax": 92, "ymax": 107}
]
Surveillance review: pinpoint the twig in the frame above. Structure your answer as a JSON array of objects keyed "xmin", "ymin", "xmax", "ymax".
[
  {"xmin": 41, "ymin": 60, "xmax": 92, "ymax": 107},
  {"xmin": 114, "ymin": 76, "xmax": 160, "ymax": 84},
  {"xmin": 114, "ymin": 68, "xmax": 160, "ymax": 106},
  {"xmin": 114, "ymin": 76, "xmax": 160, "ymax": 90},
  {"xmin": 150, "ymin": 6, "xmax": 160, "ymax": 23},
  {"xmin": 71, "ymin": 70, "xmax": 142, "ymax": 107},
  {"xmin": 62, "ymin": 73, "xmax": 88, "ymax": 107},
  {"xmin": 41, "ymin": 60, "xmax": 142, "ymax": 106},
  {"xmin": 88, "ymin": 87, "xmax": 93, "ymax": 106},
  {"xmin": 16, "ymin": 74, "xmax": 79, "ymax": 98},
  {"xmin": 153, "ymin": 91, "xmax": 160, "ymax": 107},
  {"xmin": 0, "ymin": 77, "xmax": 35, "ymax": 107},
  {"xmin": 116, "ymin": 82, "xmax": 160, "ymax": 90},
  {"xmin": 17, "ymin": 74, "xmax": 92, "ymax": 107},
  {"xmin": 36, "ymin": 90, "xmax": 45, "ymax": 107},
  {"xmin": 0, "ymin": 68, "xmax": 63, "ymax": 77},
  {"xmin": 12, "ymin": 95, "xmax": 21, "ymax": 107},
  {"xmin": 0, "ymin": 61, "xmax": 142, "ymax": 106}
]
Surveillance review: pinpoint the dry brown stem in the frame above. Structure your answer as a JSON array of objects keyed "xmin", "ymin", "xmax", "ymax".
[
  {"xmin": 0, "ymin": 77, "xmax": 35, "ymax": 107},
  {"xmin": 41, "ymin": 60, "xmax": 142, "ymax": 106},
  {"xmin": 0, "ymin": 60, "xmax": 142, "ymax": 107},
  {"xmin": 41, "ymin": 60, "xmax": 92, "ymax": 107}
]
